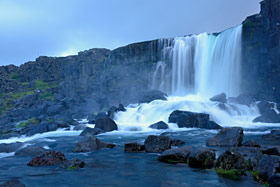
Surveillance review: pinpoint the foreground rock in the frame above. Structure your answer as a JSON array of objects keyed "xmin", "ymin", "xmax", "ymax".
[
  {"xmin": 144, "ymin": 135, "xmax": 171, "ymax": 153},
  {"xmin": 79, "ymin": 127, "xmax": 104, "ymax": 137},
  {"xmin": 168, "ymin": 110, "xmax": 222, "ymax": 129},
  {"xmin": 149, "ymin": 121, "xmax": 169, "ymax": 130},
  {"xmin": 262, "ymin": 130, "xmax": 280, "ymax": 141},
  {"xmin": 94, "ymin": 117, "xmax": 118, "ymax": 132},
  {"xmin": 256, "ymin": 155, "xmax": 280, "ymax": 181},
  {"xmin": 15, "ymin": 146, "xmax": 48, "ymax": 157},
  {"xmin": 0, "ymin": 142, "xmax": 24, "ymax": 153},
  {"xmin": 124, "ymin": 142, "xmax": 145, "ymax": 153},
  {"xmin": 73, "ymin": 136, "xmax": 115, "ymax": 153},
  {"xmin": 0, "ymin": 180, "xmax": 25, "ymax": 187},
  {"xmin": 206, "ymin": 127, "xmax": 243, "ymax": 147},
  {"xmin": 158, "ymin": 146, "xmax": 192, "ymax": 164},
  {"xmin": 28, "ymin": 151, "xmax": 67, "ymax": 166},
  {"xmin": 138, "ymin": 90, "xmax": 167, "ymax": 103},
  {"xmin": 188, "ymin": 148, "xmax": 216, "ymax": 169},
  {"xmin": 262, "ymin": 146, "xmax": 280, "ymax": 156},
  {"xmin": 215, "ymin": 150, "xmax": 247, "ymax": 179},
  {"xmin": 268, "ymin": 174, "xmax": 280, "ymax": 187},
  {"xmin": 210, "ymin": 93, "xmax": 227, "ymax": 103}
]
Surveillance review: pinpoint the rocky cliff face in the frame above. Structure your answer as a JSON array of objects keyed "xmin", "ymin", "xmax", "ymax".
[{"xmin": 242, "ymin": 0, "xmax": 280, "ymax": 101}]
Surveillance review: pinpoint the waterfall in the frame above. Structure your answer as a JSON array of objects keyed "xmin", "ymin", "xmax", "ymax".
[{"xmin": 152, "ymin": 25, "xmax": 242, "ymax": 98}]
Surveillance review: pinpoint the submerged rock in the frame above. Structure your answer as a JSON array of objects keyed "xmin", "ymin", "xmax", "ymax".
[
  {"xmin": 124, "ymin": 142, "xmax": 145, "ymax": 153},
  {"xmin": 149, "ymin": 121, "xmax": 169, "ymax": 130},
  {"xmin": 210, "ymin": 93, "xmax": 227, "ymax": 103},
  {"xmin": 188, "ymin": 148, "xmax": 216, "ymax": 169},
  {"xmin": 73, "ymin": 136, "xmax": 115, "ymax": 153},
  {"xmin": 94, "ymin": 117, "xmax": 118, "ymax": 132},
  {"xmin": 158, "ymin": 146, "xmax": 192, "ymax": 164},
  {"xmin": 15, "ymin": 145, "xmax": 48, "ymax": 157},
  {"xmin": 0, "ymin": 180, "xmax": 26, "ymax": 187},
  {"xmin": 60, "ymin": 158, "xmax": 85, "ymax": 170},
  {"xmin": 144, "ymin": 135, "xmax": 171, "ymax": 153},
  {"xmin": 27, "ymin": 151, "xmax": 67, "ymax": 166},
  {"xmin": 79, "ymin": 127, "xmax": 104, "ymax": 137},
  {"xmin": 168, "ymin": 110, "xmax": 222, "ymax": 129},
  {"xmin": 170, "ymin": 139, "xmax": 185, "ymax": 146},
  {"xmin": 0, "ymin": 142, "xmax": 24, "ymax": 153},
  {"xmin": 242, "ymin": 140, "xmax": 260, "ymax": 148},
  {"xmin": 262, "ymin": 130, "xmax": 280, "ymax": 141},
  {"xmin": 206, "ymin": 127, "xmax": 243, "ymax": 147}
]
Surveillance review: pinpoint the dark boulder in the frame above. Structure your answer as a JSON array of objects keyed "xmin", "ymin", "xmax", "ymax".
[
  {"xmin": 157, "ymin": 146, "xmax": 192, "ymax": 164},
  {"xmin": 256, "ymin": 155, "xmax": 280, "ymax": 181},
  {"xmin": 215, "ymin": 149, "xmax": 247, "ymax": 177},
  {"xmin": 149, "ymin": 121, "xmax": 169, "ymax": 130},
  {"xmin": 262, "ymin": 146, "xmax": 280, "ymax": 156},
  {"xmin": 118, "ymin": 104, "xmax": 126, "ymax": 112},
  {"xmin": 138, "ymin": 90, "xmax": 167, "ymax": 103},
  {"xmin": 242, "ymin": 140, "xmax": 260, "ymax": 148},
  {"xmin": 73, "ymin": 136, "xmax": 115, "ymax": 153},
  {"xmin": 253, "ymin": 109, "xmax": 280, "ymax": 123},
  {"xmin": 26, "ymin": 122, "xmax": 48, "ymax": 136},
  {"xmin": 188, "ymin": 148, "xmax": 216, "ymax": 169},
  {"xmin": 15, "ymin": 146, "xmax": 48, "ymax": 157},
  {"xmin": 60, "ymin": 158, "xmax": 85, "ymax": 170},
  {"xmin": 73, "ymin": 124, "xmax": 87, "ymax": 131},
  {"xmin": 235, "ymin": 146, "xmax": 262, "ymax": 170},
  {"xmin": 124, "ymin": 142, "xmax": 145, "ymax": 153},
  {"xmin": 87, "ymin": 113, "xmax": 96, "ymax": 124},
  {"xmin": 210, "ymin": 93, "xmax": 227, "ymax": 103},
  {"xmin": 79, "ymin": 127, "xmax": 104, "ymax": 137},
  {"xmin": 235, "ymin": 93, "xmax": 255, "ymax": 106},
  {"xmin": 262, "ymin": 130, "xmax": 280, "ymax": 141},
  {"xmin": 206, "ymin": 127, "xmax": 243, "ymax": 147},
  {"xmin": 95, "ymin": 117, "xmax": 118, "ymax": 132},
  {"xmin": 95, "ymin": 112, "xmax": 108, "ymax": 120},
  {"xmin": 168, "ymin": 110, "xmax": 222, "ymax": 129},
  {"xmin": 0, "ymin": 142, "xmax": 24, "ymax": 153},
  {"xmin": 0, "ymin": 180, "xmax": 25, "ymax": 187},
  {"xmin": 170, "ymin": 139, "xmax": 185, "ymax": 146},
  {"xmin": 257, "ymin": 101, "xmax": 274, "ymax": 114},
  {"xmin": 268, "ymin": 174, "xmax": 280, "ymax": 187},
  {"xmin": 27, "ymin": 151, "xmax": 67, "ymax": 166},
  {"xmin": 107, "ymin": 106, "xmax": 118, "ymax": 119},
  {"xmin": 46, "ymin": 104, "xmax": 64, "ymax": 115},
  {"xmin": 144, "ymin": 135, "xmax": 171, "ymax": 153}
]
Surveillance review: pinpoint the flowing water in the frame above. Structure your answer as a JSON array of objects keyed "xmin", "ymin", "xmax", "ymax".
[{"xmin": 0, "ymin": 25, "xmax": 279, "ymax": 186}]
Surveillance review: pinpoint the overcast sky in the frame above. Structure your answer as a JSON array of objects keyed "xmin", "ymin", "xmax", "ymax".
[{"xmin": 0, "ymin": 0, "xmax": 262, "ymax": 66}]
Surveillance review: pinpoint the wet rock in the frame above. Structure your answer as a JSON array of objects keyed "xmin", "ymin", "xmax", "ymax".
[
  {"xmin": 27, "ymin": 151, "xmax": 67, "ymax": 166},
  {"xmin": 235, "ymin": 93, "xmax": 255, "ymax": 106},
  {"xmin": 268, "ymin": 174, "xmax": 280, "ymax": 187},
  {"xmin": 73, "ymin": 136, "xmax": 115, "ymax": 153},
  {"xmin": 138, "ymin": 90, "xmax": 167, "ymax": 103},
  {"xmin": 60, "ymin": 158, "xmax": 85, "ymax": 170},
  {"xmin": 73, "ymin": 124, "xmax": 87, "ymax": 131},
  {"xmin": 256, "ymin": 155, "xmax": 280, "ymax": 181},
  {"xmin": 0, "ymin": 180, "xmax": 26, "ymax": 187},
  {"xmin": 107, "ymin": 106, "xmax": 118, "ymax": 119},
  {"xmin": 79, "ymin": 127, "xmax": 104, "ymax": 137},
  {"xmin": 253, "ymin": 109, "xmax": 280, "ymax": 123},
  {"xmin": 26, "ymin": 122, "xmax": 48, "ymax": 136},
  {"xmin": 94, "ymin": 117, "xmax": 118, "ymax": 132},
  {"xmin": 87, "ymin": 113, "xmax": 96, "ymax": 124},
  {"xmin": 188, "ymin": 148, "xmax": 216, "ymax": 169},
  {"xmin": 242, "ymin": 140, "xmax": 260, "ymax": 148},
  {"xmin": 234, "ymin": 147, "xmax": 262, "ymax": 170},
  {"xmin": 144, "ymin": 135, "xmax": 171, "ymax": 153},
  {"xmin": 262, "ymin": 146, "xmax": 280, "ymax": 156},
  {"xmin": 95, "ymin": 112, "xmax": 108, "ymax": 120},
  {"xmin": 118, "ymin": 104, "xmax": 126, "ymax": 112},
  {"xmin": 0, "ymin": 142, "xmax": 24, "ymax": 153},
  {"xmin": 262, "ymin": 130, "xmax": 280, "ymax": 141},
  {"xmin": 206, "ymin": 127, "xmax": 243, "ymax": 147},
  {"xmin": 124, "ymin": 142, "xmax": 145, "ymax": 153},
  {"xmin": 215, "ymin": 149, "xmax": 247, "ymax": 176},
  {"xmin": 206, "ymin": 121, "xmax": 223, "ymax": 130},
  {"xmin": 158, "ymin": 146, "xmax": 192, "ymax": 164},
  {"xmin": 15, "ymin": 146, "xmax": 48, "ymax": 157},
  {"xmin": 149, "ymin": 121, "xmax": 169, "ymax": 130},
  {"xmin": 170, "ymin": 139, "xmax": 185, "ymax": 146},
  {"xmin": 257, "ymin": 101, "xmax": 274, "ymax": 114},
  {"xmin": 210, "ymin": 93, "xmax": 227, "ymax": 103}
]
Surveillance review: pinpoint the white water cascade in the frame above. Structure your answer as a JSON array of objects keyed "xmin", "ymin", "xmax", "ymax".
[{"xmin": 114, "ymin": 25, "xmax": 275, "ymax": 132}]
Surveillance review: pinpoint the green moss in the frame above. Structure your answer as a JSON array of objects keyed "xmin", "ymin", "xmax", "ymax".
[
  {"xmin": 47, "ymin": 118, "xmax": 55, "ymax": 123},
  {"xmin": 166, "ymin": 159, "xmax": 187, "ymax": 164},
  {"xmin": 40, "ymin": 92, "xmax": 55, "ymax": 100},
  {"xmin": 215, "ymin": 168, "xmax": 244, "ymax": 180},
  {"xmin": 251, "ymin": 170, "xmax": 269, "ymax": 187},
  {"xmin": 66, "ymin": 166, "xmax": 78, "ymax": 170},
  {"xmin": 17, "ymin": 118, "xmax": 39, "ymax": 128},
  {"xmin": 98, "ymin": 59, "xmax": 104, "ymax": 63},
  {"xmin": 9, "ymin": 73, "xmax": 20, "ymax": 81},
  {"xmin": 243, "ymin": 19, "xmax": 256, "ymax": 27},
  {"xmin": 10, "ymin": 90, "xmax": 34, "ymax": 100}
]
